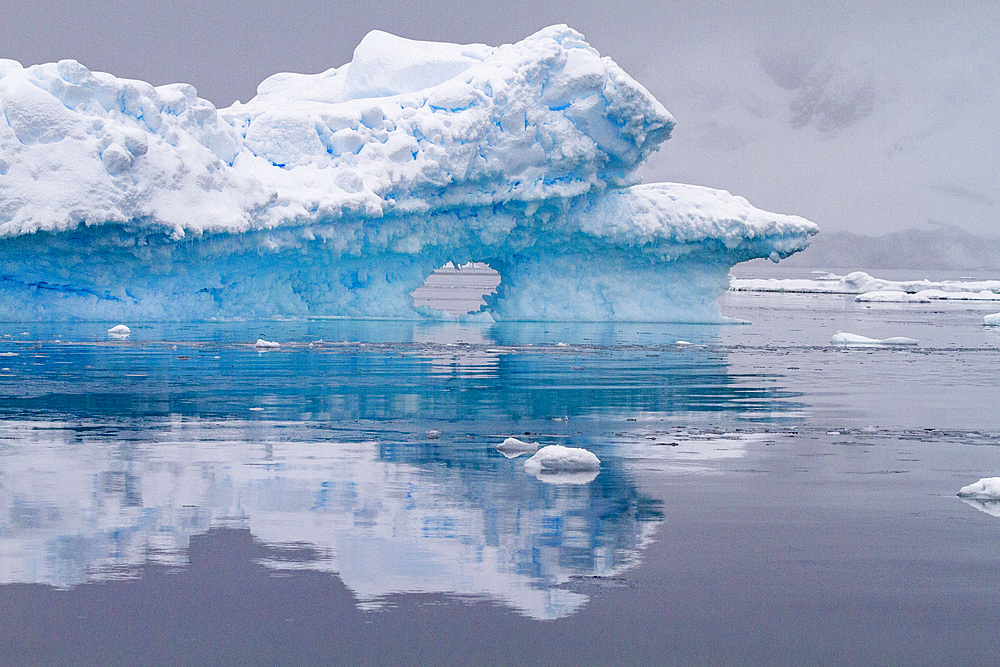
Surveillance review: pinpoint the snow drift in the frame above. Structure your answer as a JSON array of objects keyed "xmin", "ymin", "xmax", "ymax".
[{"xmin": 0, "ymin": 26, "xmax": 816, "ymax": 321}]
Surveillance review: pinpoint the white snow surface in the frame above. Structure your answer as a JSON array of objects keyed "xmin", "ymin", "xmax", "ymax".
[
  {"xmin": 0, "ymin": 26, "xmax": 816, "ymax": 321},
  {"xmin": 523, "ymin": 445, "xmax": 601, "ymax": 475},
  {"xmin": 957, "ymin": 477, "xmax": 1000, "ymax": 500},
  {"xmin": 732, "ymin": 271, "xmax": 1000, "ymax": 301},
  {"xmin": 830, "ymin": 332, "xmax": 918, "ymax": 346}
]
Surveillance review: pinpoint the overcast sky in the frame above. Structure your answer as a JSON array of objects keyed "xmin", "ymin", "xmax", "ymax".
[{"xmin": 3, "ymin": 1, "xmax": 998, "ymax": 237}]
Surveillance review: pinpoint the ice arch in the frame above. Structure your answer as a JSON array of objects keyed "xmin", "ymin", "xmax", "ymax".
[{"xmin": 0, "ymin": 26, "xmax": 816, "ymax": 322}]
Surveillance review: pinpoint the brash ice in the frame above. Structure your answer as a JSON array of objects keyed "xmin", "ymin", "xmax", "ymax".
[{"xmin": 0, "ymin": 26, "xmax": 817, "ymax": 321}]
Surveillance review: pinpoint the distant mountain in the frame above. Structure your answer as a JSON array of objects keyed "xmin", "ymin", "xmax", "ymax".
[{"xmin": 777, "ymin": 226, "xmax": 1000, "ymax": 270}]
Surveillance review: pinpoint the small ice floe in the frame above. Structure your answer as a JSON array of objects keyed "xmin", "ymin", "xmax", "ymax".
[
  {"xmin": 985, "ymin": 313, "xmax": 1000, "ymax": 326},
  {"xmin": 830, "ymin": 331, "xmax": 918, "ymax": 346},
  {"xmin": 496, "ymin": 436, "xmax": 539, "ymax": 458},
  {"xmin": 254, "ymin": 338, "xmax": 280, "ymax": 349},
  {"xmin": 675, "ymin": 340, "xmax": 693, "ymax": 346},
  {"xmin": 958, "ymin": 478, "xmax": 1000, "ymax": 517},
  {"xmin": 523, "ymin": 445, "xmax": 600, "ymax": 485},
  {"xmin": 426, "ymin": 429, "xmax": 441, "ymax": 439},
  {"xmin": 855, "ymin": 290, "xmax": 931, "ymax": 303},
  {"xmin": 107, "ymin": 324, "xmax": 131, "ymax": 338},
  {"xmin": 957, "ymin": 477, "xmax": 1000, "ymax": 500}
]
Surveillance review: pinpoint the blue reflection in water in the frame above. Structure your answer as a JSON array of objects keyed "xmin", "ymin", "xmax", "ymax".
[{"xmin": 0, "ymin": 321, "xmax": 802, "ymax": 619}]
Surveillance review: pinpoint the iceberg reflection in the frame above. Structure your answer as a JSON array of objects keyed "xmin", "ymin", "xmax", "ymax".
[{"xmin": 0, "ymin": 419, "xmax": 660, "ymax": 620}]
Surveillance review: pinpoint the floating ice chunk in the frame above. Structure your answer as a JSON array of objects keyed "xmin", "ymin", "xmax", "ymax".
[
  {"xmin": 985, "ymin": 313, "xmax": 1000, "ymax": 326},
  {"xmin": 855, "ymin": 291, "xmax": 931, "ymax": 303},
  {"xmin": 254, "ymin": 338, "xmax": 280, "ymax": 349},
  {"xmin": 496, "ymin": 436, "xmax": 539, "ymax": 459},
  {"xmin": 830, "ymin": 331, "xmax": 918, "ymax": 346},
  {"xmin": 734, "ymin": 272, "xmax": 1000, "ymax": 302},
  {"xmin": 957, "ymin": 477, "xmax": 1000, "ymax": 500},
  {"xmin": 524, "ymin": 445, "xmax": 600, "ymax": 478},
  {"xmin": 675, "ymin": 340, "xmax": 692, "ymax": 346},
  {"xmin": 107, "ymin": 324, "xmax": 131, "ymax": 338}
]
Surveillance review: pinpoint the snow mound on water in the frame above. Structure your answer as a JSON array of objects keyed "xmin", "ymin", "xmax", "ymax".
[
  {"xmin": 496, "ymin": 437, "xmax": 539, "ymax": 459},
  {"xmin": 830, "ymin": 332, "xmax": 918, "ymax": 346},
  {"xmin": 524, "ymin": 445, "xmax": 600, "ymax": 474},
  {"xmin": 958, "ymin": 477, "xmax": 1000, "ymax": 500}
]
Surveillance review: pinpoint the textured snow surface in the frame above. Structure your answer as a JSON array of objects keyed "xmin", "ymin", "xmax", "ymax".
[
  {"xmin": 830, "ymin": 332, "xmax": 918, "ymax": 346},
  {"xmin": 0, "ymin": 26, "xmax": 816, "ymax": 321},
  {"xmin": 958, "ymin": 478, "xmax": 1000, "ymax": 500},
  {"xmin": 732, "ymin": 271, "xmax": 1000, "ymax": 301}
]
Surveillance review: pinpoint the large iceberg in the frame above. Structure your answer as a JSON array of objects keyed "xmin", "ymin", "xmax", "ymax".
[{"xmin": 0, "ymin": 26, "xmax": 816, "ymax": 321}]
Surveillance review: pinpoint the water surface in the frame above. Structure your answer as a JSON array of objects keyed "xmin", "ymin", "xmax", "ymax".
[{"xmin": 1, "ymin": 292, "xmax": 999, "ymax": 663}]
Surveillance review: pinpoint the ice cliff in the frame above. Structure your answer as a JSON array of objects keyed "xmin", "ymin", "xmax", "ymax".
[{"xmin": 0, "ymin": 26, "xmax": 817, "ymax": 321}]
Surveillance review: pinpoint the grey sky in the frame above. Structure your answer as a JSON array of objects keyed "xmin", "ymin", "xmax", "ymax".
[{"xmin": 3, "ymin": 1, "xmax": 998, "ymax": 237}]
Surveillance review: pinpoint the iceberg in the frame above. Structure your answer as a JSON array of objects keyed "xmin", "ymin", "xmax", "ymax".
[{"xmin": 0, "ymin": 26, "xmax": 816, "ymax": 321}]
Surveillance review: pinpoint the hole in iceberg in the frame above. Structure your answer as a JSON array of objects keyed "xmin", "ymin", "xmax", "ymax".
[{"xmin": 411, "ymin": 262, "xmax": 500, "ymax": 316}]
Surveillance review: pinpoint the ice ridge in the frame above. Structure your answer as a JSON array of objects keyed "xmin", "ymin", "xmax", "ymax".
[{"xmin": 0, "ymin": 26, "xmax": 817, "ymax": 321}]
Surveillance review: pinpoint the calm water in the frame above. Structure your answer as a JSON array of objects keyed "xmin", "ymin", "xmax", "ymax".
[{"xmin": 1, "ymin": 288, "xmax": 999, "ymax": 663}]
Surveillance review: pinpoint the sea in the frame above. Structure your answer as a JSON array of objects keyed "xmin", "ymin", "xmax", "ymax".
[{"xmin": 1, "ymin": 264, "xmax": 999, "ymax": 663}]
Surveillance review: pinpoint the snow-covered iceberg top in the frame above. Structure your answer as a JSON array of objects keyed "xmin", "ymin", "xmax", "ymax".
[{"xmin": 0, "ymin": 26, "xmax": 816, "ymax": 321}]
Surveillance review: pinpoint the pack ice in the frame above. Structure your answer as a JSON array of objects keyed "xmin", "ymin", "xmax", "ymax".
[{"xmin": 0, "ymin": 26, "xmax": 817, "ymax": 321}]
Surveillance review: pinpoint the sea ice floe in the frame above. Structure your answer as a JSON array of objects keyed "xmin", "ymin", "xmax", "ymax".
[
  {"xmin": 830, "ymin": 332, "xmax": 918, "ymax": 346},
  {"xmin": 733, "ymin": 271, "xmax": 1000, "ymax": 302},
  {"xmin": 254, "ymin": 338, "xmax": 280, "ymax": 349},
  {"xmin": 985, "ymin": 313, "xmax": 1000, "ymax": 326},
  {"xmin": 107, "ymin": 324, "xmax": 131, "ymax": 337},
  {"xmin": 957, "ymin": 477, "xmax": 1000, "ymax": 500},
  {"xmin": 523, "ymin": 445, "xmax": 600, "ymax": 478},
  {"xmin": 496, "ymin": 436, "xmax": 539, "ymax": 459}
]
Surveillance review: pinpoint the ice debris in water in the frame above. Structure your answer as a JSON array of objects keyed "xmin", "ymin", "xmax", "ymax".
[
  {"xmin": 732, "ymin": 271, "xmax": 1000, "ymax": 300},
  {"xmin": 0, "ymin": 25, "xmax": 816, "ymax": 322},
  {"xmin": 831, "ymin": 332, "xmax": 918, "ymax": 346},
  {"xmin": 985, "ymin": 313, "xmax": 1000, "ymax": 326},
  {"xmin": 957, "ymin": 477, "xmax": 1000, "ymax": 500},
  {"xmin": 524, "ymin": 445, "xmax": 601, "ymax": 485},
  {"xmin": 496, "ymin": 436, "xmax": 539, "ymax": 459},
  {"xmin": 524, "ymin": 445, "xmax": 600, "ymax": 473},
  {"xmin": 107, "ymin": 324, "xmax": 131, "ymax": 337},
  {"xmin": 254, "ymin": 338, "xmax": 280, "ymax": 349}
]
